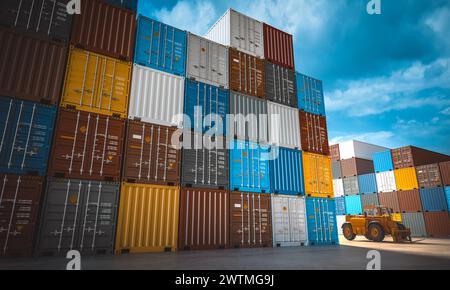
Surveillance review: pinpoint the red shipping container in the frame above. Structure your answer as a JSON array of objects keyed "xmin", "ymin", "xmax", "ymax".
[
  {"xmin": 263, "ymin": 24, "xmax": 294, "ymax": 70},
  {"xmin": 397, "ymin": 190, "xmax": 422, "ymax": 213},
  {"xmin": 440, "ymin": 161, "xmax": 450, "ymax": 186},
  {"xmin": 299, "ymin": 112, "xmax": 330, "ymax": 155},
  {"xmin": 391, "ymin": 146, "xmax": 450, "ymax": 169},
  {"xmin": 423, "ymin": 212, "xmax": 450, "ymax": 238},
  {"xmin": 377, "ymin": 191, "xmax": 400, "ymax": 213}
]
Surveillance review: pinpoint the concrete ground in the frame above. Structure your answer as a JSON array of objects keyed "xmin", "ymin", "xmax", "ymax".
[{"xmin": 1, "ymin": 237, "xmax": 449, "ymax": 270}]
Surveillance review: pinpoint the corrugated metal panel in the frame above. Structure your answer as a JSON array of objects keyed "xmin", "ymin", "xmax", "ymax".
[
  {"xmin": 333, "ymin": 179, "xmax": 344, "ymax": 197},
  {"xmin": 229, "ymin": 91, "xmax": 268, "ymax": 144},
  {"xmin": 269, "ymin": 147, "xmax": 304, "ymax": 195},
  {"xmin": 37, "ymin": 178, "xmax": 120, "ymax": 256},
  {"xmin": 330, "ymin": 144, "xmax": 340, "ymax": 161},
  {"xmin": 265, "ymin": 62, "xmax": 297, "ymax": 107},
  {"xmin": 376, "ymin": 171, "xmax": 397, "ymax": 193},
  {"xmin": 115, "ymin": 183, "xmax": 179, "ymax": 253},
  {"xmin": 0, "ymin": 0, "xmax": 73, "ymax": 42},
  {"xmin": 271, "ymin": 195, "xmax": 308, "ymax": 247},
  {"xmin": 229, "ymin": 140, "xmax": 270, "ymax": 193},
  {"xmin": 129, "ymin": 64, "xmax": 184, "ymax": 127},
  {"xmin": 0, "ymin": 27, "xmax": 68, "ymax": 105},
  {"xmin": 440, "ymin": 161, "xmax": 450, "ymax": 186},
  {"xmin": 70, "ymin": 0, "xmax": 136, "ymax": 61},
  {"xmin": 335, "ymin": 197, "xmax": 346, "ymax": 216},
  {"xmin": 424, "ymin": 212, "xmax": 450, "ymax": 238},
  {"xmin": 343, "ymin": 176, "xmax": 359, "ymax": 196},
  {"xmin": 302, "ymin": 152, "xmax": 333, "ymax": 198},
  {"xmin": 332, "ymin": 161, "xmax": 342, "ymax": 179},
  {"xmin": 305, "ymin": 197, "xmax": 339, "ymax": 246},
  {"xmin": 358, "ymin": 173, "xmax": 378, "ymax": 194},
  {"xmin": 299, "ymin": 112, "xmax": 329, "ymax": 155},
  {"xmin": 183, "ymin": 79, "xmax": 229, "ymax": 135},
  {"xmin": 340, "ymin": 158, "xmax": 374, "ymax": 178},
  {"xmin": 187, "ymin": 33, "xmax": 228, "ymax": 88},
  {"xmin": 361, "ymin": 193, "xmax": 379, "ymax": 208},
  {"xmin": 420, "ymin": 187, "xmax": 447, "ymax": 212},
  {"xmin": 394, "ymin": 167, "xmax": 419, "ymax": 191},
  {"xmin": 105, "ymin": 0, "xmax": 138, "ymax": 10},
  {"xmin": 229, "ymin": 48, "xmax": 265, "ymax": 98},
  {"xmin": 178, "ymin": 188, "xmax": 229, "ymax": 250},
  {"xmin": 373, "ymin": 150, "xmax": 394, "ymax": 173},
  {"xmin": 267, "ymin": 101, "xmax": 301, "ymax": 149},
  {"xmin": 338, "ymin": 140, "xmax": 388, "ymax": 160},
  {"xmin": 344, "ymin": 195, "xmax": 363, "ymax": 215},
  {"xmin": 263, "ymin": 24, "xmax": 294, "ymax": 70},
  {"xmin": 134, "ymin": 16, "xmax": 187, "ymax": 76},
  {"xmin": 446, "ymin": 187, "xmax": 450, "ymax": 212},
  {"xmin": 0, "ymin": 97, "xmax": 56, "ymax": 175},
  {"xmin": 401, "ymin": 213, "xmax": 427, "ymax": 237},
  {"xmin": 397, "ymin": 190, "xmax": 422, "ymax": 213},
  {"xmin": 378, "ymin": 191, "xmax": 400, "ymax": 213},
  {"xmin": 392, "ymin": 146, "xmax": 450, "ymax": 169},
  {"xmin": 296, "ymin": 72, "xmax": 325, "ymax": 116},
  {"xmin": 61, "ymin": 47, "xmax": 132, "ymax": 118},
  {"xmin": 416, "ymin": 164, "xmax": 442, "ymax": 189}
]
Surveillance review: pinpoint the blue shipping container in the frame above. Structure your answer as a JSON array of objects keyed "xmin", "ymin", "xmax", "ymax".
[
  {"xmin": 373, "ymin": 150, "xmax": 394, "ymax": 173},
  {"xmin": 345, "ymin": 195, "xmax": 363, "ymax": 215},
  {"xmin": 184, "ymin": 79, "xmax": 229, "ymax": 135},
  {"xmin": 107, "ymin": 0, "xmax": 138, "ymax": 10},
  {"xmin": 0, "ymin": 97, "xmax": 56, "ymax": 175},
  {"xmin": 335, "ymin": 197, "xmax": 346, "ymax": 215},
  {"xmin": 445, "ymin": 187, "xmax": 450, "ymax": 212},
  {"xmin": 269, "ymin": 147, "xmax": 304, "ymax": 195},
  {"xmin": 229, "ymin": 140, "xmax": 271, "ymax": 193},
  {"xmin": 296, "ymin": 72, "xmax": 325, "ymax": 116},
  {"xmin": 420, "ymin": 187, "xmax": 448, "ymax": 212},
  {"xmin": 134, "ymin": 16, "xmax": 187, "ymax": 76},
  {"xmin": 305, "ymin": 197, "xmax": 339, "ymax": 245},
  {"xmin": 358, "ymin": 173, "xmax": 378, "ymax": 194}
]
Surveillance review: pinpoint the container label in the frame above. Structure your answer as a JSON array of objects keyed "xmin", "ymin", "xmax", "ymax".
[
  {"xmin": 133, "ymin": 134, "xmax": 142, "ymax": 140},
  {"xmin": 234, "ymin": 203, "xmax": 241, "ymax": 208}
]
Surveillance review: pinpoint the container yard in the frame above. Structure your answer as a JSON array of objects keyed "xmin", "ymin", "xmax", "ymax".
[{"xmin": 0, "ymin": 0, "xmax": 449, "ymax": 274}]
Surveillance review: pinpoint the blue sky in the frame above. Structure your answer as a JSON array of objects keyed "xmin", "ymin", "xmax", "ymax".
[{"xmin": 139, "ymin": 0, "xmax": 450, "ymax": 154}]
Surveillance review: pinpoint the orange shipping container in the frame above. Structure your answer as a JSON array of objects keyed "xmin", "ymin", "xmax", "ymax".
[
  {"xmin": 394, "ymin": 167, "xmax": 419, "ymax": 191},
  {"xmin": 302, "ymin": 152, "xmax": 333, "ymax": 198}
]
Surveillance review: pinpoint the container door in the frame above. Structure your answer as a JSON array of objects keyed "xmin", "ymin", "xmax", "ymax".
[
  {"xmin": 272, "ymin": 197, "xmax": 289, "ymax": 244},
  {"xmin": 290, "ymin": 197, "xmax": 307, "ymax": 243},
  {"xmin": 230, "ymin": 192, "xmax": 252, "ymax": 246},
  {"xmin": 188, "ymin": 34, "xmax": 201, "ymax": 80},
  {"xmin": 253, "ymin": 193, "xmax": 272, "ymax": 246}
]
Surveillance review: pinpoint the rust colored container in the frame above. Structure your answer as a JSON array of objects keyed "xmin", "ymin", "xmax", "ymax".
[
  {"xmin": 330, "ymin": 144, "xmax": 340, "ymax": 161},
  {"xmin": 377, "ymin": 191, "xmax": 400, "ymax": 213},
  {"xmin": 48, "ymin": 109, "xmax": 125, "ymax": 181},
  {"xmin": 178, "ymin": 188, "xmax": 229, "ymax": 251},
  {"xmin": 440, "ymin": 161, "xmax": 450, "ymax": 186},
  {"xmin": 229, "ymin": 48, "xmax": 265, "ymax": 98},
  {"xmin": 123, "ymin": 120, "xmax": 181, "ymax": 185},
  {"xmin": 0, "ymin": 174, "xmax": 43, "ymax": 257},
  {"xmin": 263, "ymin": 24, "xmax": 294, "ymax": 70},
  {"xmin": 397, "ymin": 190, "xmax": 422, "ymax": 213},
  {"xmin": 0, "ymin": 27, "xmax": 68, "ymax": 105},
  {"xmin": 230, "ymin": 192, "xmax": 272, "ymax": 248},
  {"xmin": 340, "ymin": 158, "xmax": 374, "ymax": 178},
  {"xmin": 391, "ymin": 146, "xmax": 450, "ymax": 169},
  {"xmin": 423, "ymin": 212, "xmax": 450, "ymax": 238},
  {"xmin": 71, "ymin": 0, "xmax": 136, "ymax": 61},
  {"xmin": 299, "ymin": 111, "xmax": 329, "ymax": 155},
  {"xmin": 416, "ymin": 164, "xmax": 442, "ymax": 189}
]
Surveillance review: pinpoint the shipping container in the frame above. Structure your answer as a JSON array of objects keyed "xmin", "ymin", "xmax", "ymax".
[
  {"xmin": 228, "ymin": 91, "xmax": 268, "ymax": 144},
  {"xmin": 305, "ymin": 197, "xmax": 339, "ymax": 246},
  {"xmin": 269, "ymin": 147, "xmax": 304, "ymax": 195},
  {"xmin": 332, "ymin": 161, "xmax": 342, "ymax": 179},
  {"xmin": 115, "ymin": 183, "xmax": 179, "ymax": 253},
  {"xmin": 184, "ymin": 79, "xmax": 229, "ymax": 135},
  {"xmin": 344, "ymin": 195, "xmax": 363, "ymax": 215},
  {"xmin": 296, "ymin": 73, "xmax": 325, "ymax": 116},
  {"xmin": 440, "ymin": 161, "xmax": 450, "ymax": 186},
  {"xmin": 378, "ymin": 191, "xmax": 400, "ymax": 213},
  {"xmin": 330, "ymin": 144, "xmax": 340, "ymax": 161},
  {"xmin": 0, "ymin": 175, "xmax": 43, "ymax": 257},
  {"xmin": 61, "ymin": 47, "xmax": 132, "ymax": 119},
  {"xmin": 338, "ymin": 140, "xmax": 388, "ymax": 161},
  {"xmin": 122, "ymin": 121, "xmax": 181, "ymax": 185},
  {"xmin": 265, "ymin": 62, "xmax": 297, "ymax": 107},
  {"xmin": 0, "ymin": 27, "xmax": 68, "ymax": 105},
  {"xmin": 229, "ymin": 48, "xmax": 265, "ymax": 98},
  {"xmin": 375, "ymin": 171, "xmax": 397, "ymax": 193},
  {"xmin": 229, "ymin": 140, "xmax": 270, "ymax": 193},
  {"xmin": 302, "ymin": 152, "xmax": 333, "ymax": 198},
  {"xmin": 205, "ymin": 9, "xmax": 264, "ymax": 59},
  {"xmin": 340, "ymin": 158, "xmax": 374, "ymax": 178},
  {"xmin": 134, "ymin": 16, "xmax": 186, "ymax": 76},
  {"xmin": 423, "ymin": 212, "xmax": 450, "ymax": 238},
  {"xmin": 71, "ymin": 0, "xmax": 136, "ymax": 61},
  {"xmin": 36, "ymin": 178, "xmax": 120, "ymax": 256},
  {"xmin": 271, "ymin": 195, "xmax": 308, "ymax": 247},
  {"xmin": 299, "ymin": 112, "xmax": 329, "ymax": 155},
  {"xmin": 416, "ymin": 164, "xmax": 442, "ymax": 189},
  {"xmin": 47, "ymin": 109, "xmax": 125, "ymax": 181},
  {"xmin": 336, "ymin": 215, "xmax": 346, "ymax": 235},
  {"xmin": 230, "ymin": 192, "xmax": 272, "ymax": 248},
  {"xmin": 181, "ymin": 133, "xmax": 228, "ymax": 189},
  {"xmin": 335, "ymin": 197, "xmax": 346, "ymax": 216},
  {"xmin": 0, "ymin": 0, "xmax": 73, "ymax": 42},
  {"xmin": 420, "ymin": 187, "xmax": 447, "ymax": 212},
  {"xmin": 129, "ymin": 64, "xmax": 184, "ymax": 127},
  {"xmin": 333, "ymin": 179, "xmax": 344, "ymax": 197},
  {"xmin": 105, "ymin": 0, "xmax": 138, "ymax": 11},
  {"xmin": 358, "ymin": 173, "xmax": 378, "ymax": 194},
  {"xmin": 401, "ymin": 213, "xmax": 427, "ymax": 237},
  {"xmin": 187, "ymin": 33, "xmax": 228, "ymax": 88},
  {"xmin": 361, "ymin": 193, "xmax": 379, "ymax": 208},
  {"xmin": 343, "ymin": 176, "xmax": 359, "ymax": 196},
  {"xmin": 446, "ymin": 187, "xmax": 450, "ymax": 212},
  {"xmin": 394, "ymin": 167, "xmax": 419, "ymax": 191},
  {"xmin": 267, "ymin": 101, "xmax": 301, "ymax": 149},
  {"xmin": 397, "ymin": 190, "xmax": 422, "ymax": 213},
  {"xmin": 391, "ymin": 146, "xmax": 450, "ymax": 169},
  {"xmin": 0, "ymin": 97, "xmax": 56, "ymax": 175},
  {"xmin": 178, "ymin": 188, "xmax": 229, "ymax": 250},
  {"xmin": 263, "ymin": 24, "xmax": 294, "ymax": 70},
  {"xmin": 373, "ymin": 150, "xmax": 394, "ymax": 173}
]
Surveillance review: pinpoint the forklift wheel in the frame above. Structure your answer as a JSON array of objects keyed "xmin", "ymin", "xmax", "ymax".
[{"xmin": 343, "ymin": 223, "xmax": 356, "ymax": 241}]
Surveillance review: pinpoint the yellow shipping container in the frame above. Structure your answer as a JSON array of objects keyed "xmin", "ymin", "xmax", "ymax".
[
  {"xmin": 302, "ymin": 152, "xmax": 333, "ymax": 198},
  {"xmin": 61, "ymin": 46, "xmax": 132, "ymax": 118},
  {"xmin": 394, "ymin": 167, "xmax": 418, "ymax": 191},
  {"xmin": 115, "ymin": 183, "xmax": 180, "ymax": 254}
]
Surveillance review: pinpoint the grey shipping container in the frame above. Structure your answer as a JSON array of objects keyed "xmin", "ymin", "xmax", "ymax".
[
  {"xmin": 332, "ymin": 161, "xmax": 342, "ymax": 179},
  {"xmin": 401, "ymin": 213, "xmax": 427, "ymax": 237},
  {"xmin": 36, "ymin": 178, "xmax": 120, "ymax": 256},
  {"xmin": 361, "ymin": 193, "xmax": 379, "ymax": 208},
  {"xmin": 343, "ymin": 176, "xmax": 359, "ymax": 196},
  {"xmin": 265, "ymin": 62, "xmax": 297, "ymax": 107}
]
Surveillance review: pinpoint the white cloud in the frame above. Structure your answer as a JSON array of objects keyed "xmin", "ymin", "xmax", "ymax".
[
  {"xmin": 329, "ymin": 131, "xmax": 394, "ymax": 147},
  {"xmin": 425, "ymin": 7, "xmax": 450, "ymax": 48},
  {"xmin": 440, "ymin": 107, "xmax": 450, "ymax": 115},
  {"xmin": 393, "ymin": 117, "xmax": 450, "ymax": 137}
]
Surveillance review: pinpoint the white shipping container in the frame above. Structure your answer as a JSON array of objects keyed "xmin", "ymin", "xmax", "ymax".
[
  {"xmin": 339, "ymin": 140, "xmax": 388, "ymax": 160},
  {"xmin": 129, "ymin": 64, "xmax": 185, "ymax": 127},
  {"xmin": 336, "ymin": 215, "xmax": 346, "ymax": 235},
  {"xmin": 271, "ymin": 195, "xmax": 308, "ymax": 247},
  {"xmin": 268, "ymin": 101, "xmax": 301, "ymax": 149},
  {"xmin": 376, "ymin": 171, "xmax": 397, "ymax": 193},
  {"xmin": 205, "ymin": 9, "xmax": 264, "ymax": 59},
  {"xmin": 333, "ymin": 179, "xmax": 345, "ymax": 197}
]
